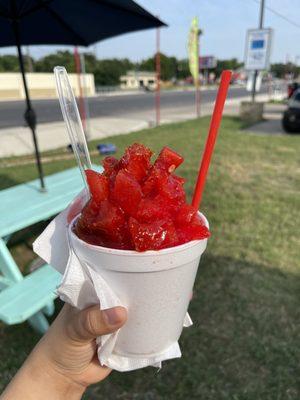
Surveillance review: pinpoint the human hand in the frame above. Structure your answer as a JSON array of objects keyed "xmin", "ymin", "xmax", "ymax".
[
  {"xmin": 2, "ymin": 304, "xmax": 127, "ymax": 400},
  {"xmin": 40, "ymin": 304, "xmax": 127, "ymax": 385}
]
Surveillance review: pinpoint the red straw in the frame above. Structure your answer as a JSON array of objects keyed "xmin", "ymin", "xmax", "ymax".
[{"xmin": 192, "ymin": 70, "xmax": 232, "ymax": 209}]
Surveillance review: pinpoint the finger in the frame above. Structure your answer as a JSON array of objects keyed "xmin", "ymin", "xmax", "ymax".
[{"xmin": 68, "ymin": 305, "xmax": 127, "ymax": 342}]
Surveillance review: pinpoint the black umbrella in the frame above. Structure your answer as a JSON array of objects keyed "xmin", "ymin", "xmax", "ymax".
[{"xmin": 0, "ymin": 0, "xmax": 166, "ymax": 190}]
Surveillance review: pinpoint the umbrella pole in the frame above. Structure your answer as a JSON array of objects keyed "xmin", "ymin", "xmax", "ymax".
[{"xmin": 12, "ymin": 23, "xmax": 46, "ymax": 191}]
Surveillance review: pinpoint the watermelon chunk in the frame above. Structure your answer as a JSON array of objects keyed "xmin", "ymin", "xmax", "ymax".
[
  {"xmin": 85, "ymin": 170, "xmax": 109, "ymax": 203},
  {"xmin": 129, "ymin": 218, "xmax": 178, "ymax": 251},
  {"xmin": 111, "ymin": 169, "xmax": 143, "ymax": 216},
  {"xmin": 177, "ymin": 224, "xmax": 210, "ymax": 244},
  {"xmin": 175, "ymin": 204, "xmax": 198, "ymax": 226},
  {"xmin": 159, "ymin": 174, "xmax": 186, "ymax": 205},
  {"xmin": 89, "ymin": 200, "xmax": 128, "ymax": 244},
  {"xmin": 154, "ymin": 146, "xmax": 183, "ymax": 172},
  {"xmin": 120, "ymin": 143, "xmax": 152, "ymax": 181},
  {"xmin": 75, "ymin": 198, "xmax": 100, "ymax": 234},
  {"xmin": 142, "ymin": 167, "xmax": 169, "ymax": 196},
  {"xmin": 103, "ymin": 156, "xmax": 119, "ymax": 177},
  {"xmin": 136, "ymin": 197, "xmax": 170, "ymax": 222}
]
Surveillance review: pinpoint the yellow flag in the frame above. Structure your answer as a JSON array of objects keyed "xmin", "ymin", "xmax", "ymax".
[{"xmin": 188, "ymin": 17, "xmax": 199, "ymax": 85}]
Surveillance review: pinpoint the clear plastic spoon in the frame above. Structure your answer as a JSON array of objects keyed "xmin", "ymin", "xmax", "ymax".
[{"xmin": 54, "ymin": 66, "xmax": 92, "ymax": 192}]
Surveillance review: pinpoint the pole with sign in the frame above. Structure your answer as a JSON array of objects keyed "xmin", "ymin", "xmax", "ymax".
[
  {"xmin": 245, "ymin": 0, "xmax": 269, "ymax": 101},
  {"xmin": 244, "ymin": 26, "xmax": 273, "ymax": 100},
  {"xmin": 253, "ymin": 0, "xmax": 265, "ymax": 102}
]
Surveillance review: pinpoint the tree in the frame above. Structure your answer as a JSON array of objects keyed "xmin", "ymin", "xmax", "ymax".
[
  {"xmin": 139, "ymin": 53, "xmax": 178, "ymax": 81},
  {"xmin": 34, "ymin": 51, "xmax": 136, "ymax": 86},
  {"xmin": 139, "ymin": 56, "xmax": 155, "ymax": 72},
  {"xmin": 94, "ymin": 58, "xmax": 135, "ymax": 86},
  {"xmin": 81, "ymin": 53, "xmax": 98, "ymax": 73},
  {"xmin": 271, "ymin": 62, "xmax": 300, "ymax": 78},
  {"xmin": 176, "ymin": 59, "xmax": 189, "ymax": 79},
  {"xmin": 214, "ymin": 58, "xmax": 243, "ymax": 77},
  {"xmin": 35, "ymin": 51, "xmax": 75, "ymax": 73},
  {"xmin": 0, "ymin": 55, "xmax": 20, "ymax": 72}
]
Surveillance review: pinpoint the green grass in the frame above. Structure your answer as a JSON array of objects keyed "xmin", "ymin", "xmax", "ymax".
[
  {"xmin": 0, "ymin": 117, "xmax": 299, "ymax": 399},
  {"xmin": 268, "ymin": 99, "xmax": 287, "ymax": 105}
]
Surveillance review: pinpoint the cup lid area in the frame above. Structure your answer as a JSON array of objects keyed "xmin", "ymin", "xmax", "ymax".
[{"xmin": 68, "ymin": 213, "xmax": 209, "ymax": 272}]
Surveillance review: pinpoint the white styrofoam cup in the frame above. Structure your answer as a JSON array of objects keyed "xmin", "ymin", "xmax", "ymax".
[{"xmin": 69, "ymin": 213, "xmax": 209, "ymax": 358}]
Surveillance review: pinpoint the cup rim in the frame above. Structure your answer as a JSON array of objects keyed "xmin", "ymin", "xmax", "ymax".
[{"xmin": 69, "ymin": 212, "xmax": 209, "ymax": 257}]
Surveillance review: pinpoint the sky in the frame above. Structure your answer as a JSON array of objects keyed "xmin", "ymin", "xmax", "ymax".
[{"xmin": 1, "ymin": 0, "xmax": 300, "ymax": 64}]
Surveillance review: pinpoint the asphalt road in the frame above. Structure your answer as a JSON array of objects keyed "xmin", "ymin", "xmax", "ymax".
[{"xmin": 0, "ymin": 86, "xmax": 258, "ymax": 129}]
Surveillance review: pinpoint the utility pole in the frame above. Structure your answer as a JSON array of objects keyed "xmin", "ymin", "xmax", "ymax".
[
  {"xmin": 93, "ymin": 44, "xmax": 98, "ymax": 60},
  {"xmin": 26, "ymin": 46, "xmax": 34, "ymax": 72},
  {"xmin": 155, "ymin": 23, "xmax": 161, "ymax": 126},
  {"xmin": 251, "ymin": 0, "xmax": 265, "ymax": 102},
  {"xmin": 195, "ymin": 28, "xmax": 202, "ymax": 117},
  {"xmin": 80, "ymin": 53, "xmax": 91, "ymax": 138},
  {"xmin": 74, "ymin": 47, "xmax": 87, "ymax": 133}
]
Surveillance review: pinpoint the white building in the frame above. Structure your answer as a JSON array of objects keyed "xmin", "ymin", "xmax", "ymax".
[
  {"xmin": 120, "ymin": 71, "xmax": 156, "ymax": 90},
  {"xmin": 0, "ymin": 72, "xmax": 95, "ymax": 100}
]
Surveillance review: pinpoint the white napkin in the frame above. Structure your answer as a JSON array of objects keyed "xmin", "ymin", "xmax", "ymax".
[{"xmin": 33, "ymin": 190, "xmax": 193, "ymax": 372}]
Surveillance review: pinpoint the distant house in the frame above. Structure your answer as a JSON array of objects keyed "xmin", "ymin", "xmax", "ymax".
[
  {"xmin": 0, "ymin": 72, "xmax": 95, "ymax": 100},
  {"xmin": 120, "ymin": 71, "xmax": 156, "ymax": 90}
]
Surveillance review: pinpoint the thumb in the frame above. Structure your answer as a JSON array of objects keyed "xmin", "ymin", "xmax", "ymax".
[{"xmin": 68, "ymin": 305, "xmax": 127, "ymax": 342}]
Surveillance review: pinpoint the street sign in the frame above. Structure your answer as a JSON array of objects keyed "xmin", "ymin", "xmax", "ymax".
[
  {"xmin": 199, "ymin": 56, "xmax": 217, "ymax": 69},
  {"xmin": 244, "ymin": 28, "xmax": 273, "ymax": 71}
]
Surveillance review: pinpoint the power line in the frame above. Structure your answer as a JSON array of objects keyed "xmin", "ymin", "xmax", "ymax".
[{"xmin": 252, "ymin": 0, "xmax": 300, "ymax": 30}]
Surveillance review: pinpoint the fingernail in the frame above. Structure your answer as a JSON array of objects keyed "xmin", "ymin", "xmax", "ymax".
[{"xmin": 103, "ymin": 308, "xmax": 121, "ymax": 325}]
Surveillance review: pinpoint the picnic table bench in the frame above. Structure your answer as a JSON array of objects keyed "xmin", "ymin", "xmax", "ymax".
[{"xmin": 0, "ymin": 167, "xmax": 87, "ymax": 334}]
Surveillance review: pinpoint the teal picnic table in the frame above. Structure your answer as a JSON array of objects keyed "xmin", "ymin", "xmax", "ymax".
[{"xmin": 0, "ymin": 167, "xmax": 86, "ymax": 334}]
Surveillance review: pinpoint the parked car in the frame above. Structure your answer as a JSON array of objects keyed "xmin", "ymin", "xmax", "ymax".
[
  {"xmin": 282, "ymin": 89, "xmax": 300, "ymax": 133},
  {"xmin": 287, "ymin": 82, "xmax": 299, "ymax": 98},
  {"xmin": 287, "ymin": 82, "xmax": 299, "ymax": 99}
]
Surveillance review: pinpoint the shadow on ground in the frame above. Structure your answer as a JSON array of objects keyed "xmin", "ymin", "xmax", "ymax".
[{"xmin": 0, "ymin": 254, "xmax": 299, "ymax": 399}]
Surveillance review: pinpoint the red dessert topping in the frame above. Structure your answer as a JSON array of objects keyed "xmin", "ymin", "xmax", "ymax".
[
  {"xmin": 85, "ymin": 170, "xmax": 109, "ymax": 203},
  {"xmin": 75, "ymin": 143, "xmax": 210, "ymax": 251}
]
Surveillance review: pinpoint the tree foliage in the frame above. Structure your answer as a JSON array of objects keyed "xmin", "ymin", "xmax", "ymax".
[
  {"xmin": 0, "ymin": 55, "xmax": 20, "ymax": 72},
  {"xmin": 271, "ymin": 62, "xmax": 300, "ymax": 78},
  {"xmin": 0, "ymin": 50, "xmax": 294, "ymax": 86},
  {"xmin": 94, "ymin": 58, "xmax": 135, "ymax": 86},
  {"xmin": 214, "ymin": 58, "xmax": 243, "ymax": 76},
  {"xmin": 176, "ymin": 59, "xmax": 189, "ymax": 79},
  {"xmin": 34, "ymin": 51, "xmax": 75, "ymax": 72},
  {"xmin": 139, "ymin": 53, "xmax": 177, "ymax": 81}
]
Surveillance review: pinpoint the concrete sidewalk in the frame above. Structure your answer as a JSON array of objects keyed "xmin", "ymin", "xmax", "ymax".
[
  {"xmin": 0, "ymin": 93, "xmax": 270, "ymax": 158},
  {"xmin": 245, "ymin": 103, "xmax": 286, "ymax": 136},
  {"xmin": 0, "ymin": 117, "xmax": 150, "ymax": 157}
]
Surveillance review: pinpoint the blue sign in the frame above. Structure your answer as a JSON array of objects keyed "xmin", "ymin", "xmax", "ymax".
[{"xmin": 251, "ymin": 40, "xmax": 264, "ymax": 49}]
